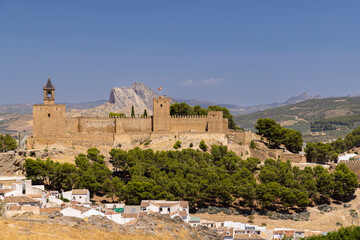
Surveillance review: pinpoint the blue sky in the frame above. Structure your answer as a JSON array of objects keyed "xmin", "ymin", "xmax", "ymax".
[{"xmin": 1, "ymin": 0, "xmax": 360, "ymax": 106}]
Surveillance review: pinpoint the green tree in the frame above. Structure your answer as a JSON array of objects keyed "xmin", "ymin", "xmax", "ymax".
[
  {"xmin": 306, "ymin": 226, "xmax": 360, "ymax": 240},
  {"xmin": 255, "ymin": 119, "xmax": 285, "ymax": 148},
  {"xmin": 143, "ymin": 109, "xmax": 148, "ymax": 117},
  {"xmin": 0, "ymin": 134, "xmax": 17, "ymax": 152},
  {"xmin": 103, "ymin": 177, "xmax": 125, "ymax": 202},
  {"xmin": 131, "ymin": 105, "xmax": 135, "ymax": 118},
  {"xmin": 283, "ymin": 129, "xmax": 303, "ymax": 153},
  {"xmin": 305, "ymin": 142, "xmax": 338, "ymax": 163}
]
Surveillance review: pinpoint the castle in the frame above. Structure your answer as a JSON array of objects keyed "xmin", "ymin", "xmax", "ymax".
[{"xmin": 27, "ymin": 79, "xmax": 230, "ymax": 149}]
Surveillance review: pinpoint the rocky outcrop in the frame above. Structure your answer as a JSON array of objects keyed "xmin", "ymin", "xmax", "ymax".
[
  {"xmin": 0, "ymin": 152, "xmax": 25, "ymax": 176},
  {"xmin": 68, "ymin": 82, "xmax": 174, "ymax": 117},
  {"xmin": 109, "ymin": 82, "xmax": 159, "ymax": 112}
]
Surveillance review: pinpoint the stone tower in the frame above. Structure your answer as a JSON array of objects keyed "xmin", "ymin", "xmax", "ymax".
[
  {"xmin": 207, "ymin": 111, "xmax": 226, "ymax": 133},
  {"xmin": 32, "ymin": 78, "xmax": 66, "ymax": 139},
  {"xmin": 153, "ymin": 96, "xmax": 171, "ymax": 132},
  {"xmin": 43, "ymin": 78, "xmax": 55, "ymax": 105}
]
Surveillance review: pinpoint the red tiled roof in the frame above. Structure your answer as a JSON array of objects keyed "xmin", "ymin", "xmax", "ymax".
[
  {"xmin": 139, "ymin": 212, "xmax": 148, "ymax": 216},
  {"xmin": 179, "ymin": 211, "xmax": 187, "ymax": 217}
]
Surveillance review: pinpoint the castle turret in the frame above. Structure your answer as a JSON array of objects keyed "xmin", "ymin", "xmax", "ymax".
[{"xmin": 43, "ymin": 77, "xmax": 55, "ymax": 105}]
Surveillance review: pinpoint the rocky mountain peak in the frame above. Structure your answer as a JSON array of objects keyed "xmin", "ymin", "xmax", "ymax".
[{"xmin": 284, "ymin": 92, "xmax": 323, "ymax": 105}]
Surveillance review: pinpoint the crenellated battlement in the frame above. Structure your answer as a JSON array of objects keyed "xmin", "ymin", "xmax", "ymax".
[
  {"xmin": 170, "ymin": 115, "xmax": 208, "ymax": 119},
  {"xmin": 30, "ymin": 80, "xmax": 228, "ymax": 149}
]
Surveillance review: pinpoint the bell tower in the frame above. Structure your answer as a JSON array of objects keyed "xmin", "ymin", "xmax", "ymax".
[
  {"xmin": 43, "ymin": 77, "xmax": 55, "ymax": 105},
  {"xmin": 32, "ymin": 78, "xmax": 66, "ymax": 141}
]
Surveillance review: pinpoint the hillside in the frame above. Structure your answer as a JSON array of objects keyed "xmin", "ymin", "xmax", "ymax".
[
  {"xmin": 234, "ymin": 96, "xmax": 360, "ymax": 142},
  {"xmin": 1, "ymin": 214, "xmax": 218, "ymax": 240}
]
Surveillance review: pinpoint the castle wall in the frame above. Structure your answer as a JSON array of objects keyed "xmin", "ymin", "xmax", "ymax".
[
  {"xmin": 65, "ymin": 118, "xmax": 79, "ymax": 133},
  {"xmin": 228, "ymin": 131, "xmax": 253, "ymax": 145},
  {"xmin": 170, "ymin": 115, "xmax": 208, "ymax": 132},
  {"xmin": 115, "ymin": 117, "xmax": 152, "ymax": 133},
  {"xmin": 78, "ymin": 118, "xmax": 115, "ymax": 133}
]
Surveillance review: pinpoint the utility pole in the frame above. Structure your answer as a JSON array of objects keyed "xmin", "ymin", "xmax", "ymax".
[{"xmin": 18, "ymin": 131, "xmax": 21, "ymax": 151}]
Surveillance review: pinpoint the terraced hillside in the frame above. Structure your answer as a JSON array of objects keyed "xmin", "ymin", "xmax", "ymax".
[{"xmin": 234, "ymin": 96, "xmax": 360, "ymax": 142}]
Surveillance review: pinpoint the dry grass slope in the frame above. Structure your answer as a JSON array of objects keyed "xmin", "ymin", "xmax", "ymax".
[{"xmin": 0, "ymin": 218, "xmax": 197, "ymax": 240}]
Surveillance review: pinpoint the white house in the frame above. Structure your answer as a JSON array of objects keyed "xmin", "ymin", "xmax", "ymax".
[
  {"xmin": 338, "ymin": 153, "xmax": 358, "ymax": 163},
  {"xmin": 188, "ymin": 216, "xmax": 200, "ymax": 227},
  {"xmin": 60, "ymin": 207, "xmax": 85, "ymax": 219},
  {"xmin": 62, "ymin": 189, "xmax": 90, "ymax": 204},
  {"xmin": 139, "ymin": 200, "xmax": 189, "ymax": 222},
  {"xmin": 224, "ymin": 221, "xmax": 266, "ymax": 235},
  {"xmin": 1, "ymin": 179, "xmax": 46, "ymax": 207},
  {"xmin": 273, "ymin": 228, "xmax": 295, "ymax": 239},
  {"xmin": 83, "ymin": 208, "xmax": 105, "ymax": 217}
]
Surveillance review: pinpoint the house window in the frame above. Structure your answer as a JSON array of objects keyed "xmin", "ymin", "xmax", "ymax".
[
  {"xmin": 168, "ymin": 208, "xmax": 170, "ymax": 212},
  {"xmin": 73, "ymin": 196, "xmax": 75, "ymax": 200},
  {"xmin": 160, "ymin": 104, "xmax": 163, "ymax": 107},
  {"xmin": 79, "ymin": 196, "xmax": 82, "ymax": 199},
  {"xmin": 160, "ymin": 207, "xmax": 162, "ymax": 212},
  {"xmin": 48, "ymin": 114, "xmax": 51, "ymax": 118}
]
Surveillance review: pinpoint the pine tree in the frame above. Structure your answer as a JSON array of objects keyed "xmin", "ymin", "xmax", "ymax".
[{"xmin": 143, "ymin": 109, "xmax": 148, "ymax": 117}]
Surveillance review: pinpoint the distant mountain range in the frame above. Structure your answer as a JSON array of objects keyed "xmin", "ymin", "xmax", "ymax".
[
  {"xmin": 0, "ymin": 81, "xmax": 358, "ymax": 117},
  {"xmin": 179, "ymin": 93, "xmax": 325, "ymax": 115}
]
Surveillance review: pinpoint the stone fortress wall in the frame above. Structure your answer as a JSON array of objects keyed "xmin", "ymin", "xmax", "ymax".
[
  {"xmin": 27, "ymin": 79, "xmax": 305, "ymax": 163},
  {"xmin": 27, "ymin": 80, "xmax": 229, "ymax": 150}
]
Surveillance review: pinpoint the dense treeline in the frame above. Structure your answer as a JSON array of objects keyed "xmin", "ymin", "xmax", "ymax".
[
  {"xmin": 24, "ymin": 146, "xmax": 358, "ymax": 209},
  {"xmin": 310, "ymin": 113, "xmax": 360, "ymax": 132},
  {"xmin": 255, "ymin": 118, "xmax": 303, "ymax": 153},
  {"xmin": 306, "ymin": 226, "xmax": 360, "ymax": 240},
  {"xmin": 109, "ymin": 112, "xmax": 126, "ymax": 117},
  {"xmin": 170, "ymin": 102, "xmax": 238, "ymax": 130},
  {"xmin": 0, "ymin": 134, "xmax": 17, "ymax": 152},
  {"xmin": 305, "ymin": 126, "xmax": 360, "ymax": 163}
]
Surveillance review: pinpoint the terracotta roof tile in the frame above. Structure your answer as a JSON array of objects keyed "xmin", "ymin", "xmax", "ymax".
[
  {"xmin": 4, "ymin": 196, "xmax": 39, "ymax": 204},
  {"xmin": 122, "ymin": 213, "xmax": 138, "ymax": 218},
  {"xmin": 179, "ymin": 211, "xmax": 187, "ymax": 217},
  {"xmin": 72, "ymin": 189, "xmax": 88, "ymax": 195},
  {"xmin": 234, "ymin": 233, "xmax": 265, "ymax": 240},
  {"xmin": 139, "ymin": 212, "xmax": 148, "ymax": 216}
]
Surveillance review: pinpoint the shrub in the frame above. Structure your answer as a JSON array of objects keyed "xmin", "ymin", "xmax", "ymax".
[
  {"xmin": 189, "ymin": 143, "xmax": 193, "ymax": 148},
  {"xmin": 173, "ymin": 141, "xmax": 182, "ymax": 149},
  {"xmin": 199, "ymin": 140, "xmax": 207, "ymax": 152},
  {"xmin": 250, "ymin": 140, "xmax": 257, "ymax": 149}
]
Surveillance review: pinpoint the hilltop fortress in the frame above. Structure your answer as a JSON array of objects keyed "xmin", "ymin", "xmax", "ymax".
[
  {"xmin": 26, "ymin": 79, "xmax": 306, "ymax": 163},
  {"xmin": 27, "ymin": 79, "xmax": 240, "ymax": 150}
]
